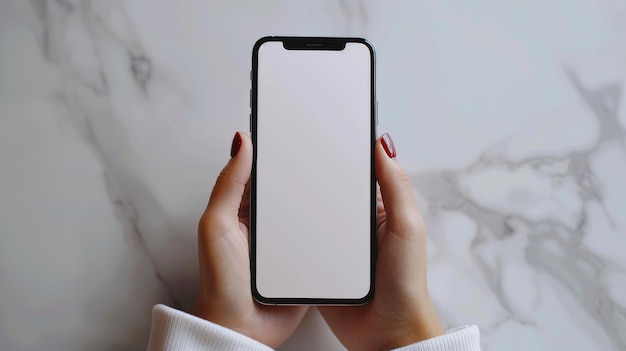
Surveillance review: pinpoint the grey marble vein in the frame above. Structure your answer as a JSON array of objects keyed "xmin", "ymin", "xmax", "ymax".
[{"xmin": 411, "ymin": 68, "xmax": 626, "ymax": 350}]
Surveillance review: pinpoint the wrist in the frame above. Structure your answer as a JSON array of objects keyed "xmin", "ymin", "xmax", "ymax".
[
  {"xmin": 194, "ymin": 296, "xmax": 233, "ymax": 329},
  {"xmin": 383, "ymin": 297, "xmax": 445, "ymax": 349}
]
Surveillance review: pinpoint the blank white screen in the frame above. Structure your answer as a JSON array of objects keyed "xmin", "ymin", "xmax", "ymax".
[{"xmin": 256, "ymin": 41, "xmax": 371, "ymax": 300}]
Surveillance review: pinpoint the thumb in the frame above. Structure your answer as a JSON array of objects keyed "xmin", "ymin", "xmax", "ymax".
[
  {"xmin": 202, "ymin": 132, "xmax": 252, "ymax": 232},
  {"xmin": 375, "ymin": 133, "xmax": 425, "ymax": 239}
]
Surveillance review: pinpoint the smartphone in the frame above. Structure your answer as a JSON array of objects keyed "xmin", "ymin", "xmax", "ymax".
[{"xmin": 250, "ymin": 37, "xmax": 376, "ymax": 305}]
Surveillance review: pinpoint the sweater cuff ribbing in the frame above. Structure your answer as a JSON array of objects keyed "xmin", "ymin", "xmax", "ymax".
[
  {"xmin": 392, "ymin": 325, "xmax": 481, "ymax": 351},
  {"xmin": 147, "ymin": 304, "xmax": 273, "ymax": 351}
]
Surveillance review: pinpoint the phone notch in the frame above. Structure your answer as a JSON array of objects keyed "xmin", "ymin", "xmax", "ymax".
[{"xmin": 282, "ymin": 38, "xmax": 346, "ymax": 51}]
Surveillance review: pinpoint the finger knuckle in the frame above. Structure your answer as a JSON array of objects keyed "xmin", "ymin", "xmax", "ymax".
[
  {"xmin": 214, "ymin": 169, "xmax": 231, "ymax": 187},
  {"xmin": 198, "ymin": 206, "xmax": 224, "ymax": 236},
  {"xmin": 395, "ymin": 168, "xmax": 412, "ymax": 188},
  {"xmin": 394, "ymin": 211, "xmax": 427, "ymax": 240}
]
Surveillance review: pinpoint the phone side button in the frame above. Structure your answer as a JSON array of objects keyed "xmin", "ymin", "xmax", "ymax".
[
  {"xmin": 376, "ymin": 99, "xmax": 379, "ymax": 125},
  {"xmin": 250, "ymin": 89, "xmax": 252, "ymax": 108},
  {"xmin": 249, "ymin": 113, "xmax": 252, "ymax": 132}
]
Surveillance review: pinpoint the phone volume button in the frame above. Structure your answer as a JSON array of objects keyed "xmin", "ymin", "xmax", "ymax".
[
  {"xmin": 376, "ymin": 99, "xmax": 379, "ymax": 125},
  {"xmin": 249, "ymin": 89, "xmax": 252, "ymax": 108}
]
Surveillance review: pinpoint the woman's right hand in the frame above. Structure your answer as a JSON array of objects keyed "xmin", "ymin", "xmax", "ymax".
[{"xmin": 319, "ymin": 133, "xmax": 445, "ymax": 350}]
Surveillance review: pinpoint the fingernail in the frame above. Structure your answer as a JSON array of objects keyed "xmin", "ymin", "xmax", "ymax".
[
  {"xmin": 230, "ymin": 132, "xmax": 242, "ymax": 157},
  {"xmin": 381, "ymin": 133, "xmax": 396, "ymax": 158}
]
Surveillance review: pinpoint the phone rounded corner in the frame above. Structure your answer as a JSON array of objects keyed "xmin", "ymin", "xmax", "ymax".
[
  {"xmin": 251, "ymin": 285, "xmax": 274, "ymax": 305},
  {"xmin": 355, "ymin": 38, "xmax": 376, "ymax": 57},
  {"xmin": 355, "ymin": 284, "xmax": 375, "ymax": 305},
  {"xmin": 253, "ymin": 36, "xmax": 276, "ymax": 53}
]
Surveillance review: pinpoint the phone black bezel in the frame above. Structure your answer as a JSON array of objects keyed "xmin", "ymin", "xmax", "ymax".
[{"xmin": 250, "ymin": 36, "xmax": 377, "ymax": 305}]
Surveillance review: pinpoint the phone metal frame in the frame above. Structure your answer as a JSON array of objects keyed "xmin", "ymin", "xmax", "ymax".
[{"xmin": 250, "ymin": 36, "xmax": 377, "ymax": 305}]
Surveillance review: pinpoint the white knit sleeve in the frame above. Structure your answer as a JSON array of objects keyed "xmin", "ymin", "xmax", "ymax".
[
  {"xmin": 391, "ymin": 325, "xmax": 481, "ymax": 351},
  {"xmin": 146, "ymin": 304, "xmax": 273, "ymax": 351}
]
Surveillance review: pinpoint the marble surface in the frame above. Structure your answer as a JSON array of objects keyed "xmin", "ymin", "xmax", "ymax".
[{"xmin": 1, "ymin": 0, "xmax": 625, "ymax": 350}]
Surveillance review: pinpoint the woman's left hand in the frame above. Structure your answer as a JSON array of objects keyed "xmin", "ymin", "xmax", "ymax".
[{"xmin": 193, "ymin": 131, "xmax": 308, "ymax": 348}]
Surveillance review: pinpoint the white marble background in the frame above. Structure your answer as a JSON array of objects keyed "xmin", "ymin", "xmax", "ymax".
[{"xmin": 1, "ymin": 0, "xmax": 625, "ymax": 350}]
